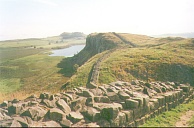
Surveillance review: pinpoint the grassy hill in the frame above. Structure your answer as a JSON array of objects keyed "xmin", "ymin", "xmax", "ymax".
[{"xmin": 65, "ymin": 33, "xmax": 194, "ymax": 89}]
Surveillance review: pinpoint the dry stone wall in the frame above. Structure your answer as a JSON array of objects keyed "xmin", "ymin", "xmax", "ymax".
[{"xmin": 0, "ymin": 80, "xmax": 194, "ymax": 127}]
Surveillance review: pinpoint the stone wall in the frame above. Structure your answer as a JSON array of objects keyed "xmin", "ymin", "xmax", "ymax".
[{"xmin": 0, "ymin": 80, "xmax": 193, "ymax": 127}]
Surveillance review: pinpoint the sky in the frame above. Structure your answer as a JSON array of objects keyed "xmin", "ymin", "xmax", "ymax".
[{"xmin": 0, "ymin": 0, "xmax": 194, "ymax": 40}]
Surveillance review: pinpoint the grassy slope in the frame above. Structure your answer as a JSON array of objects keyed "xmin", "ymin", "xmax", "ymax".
[
  {"xmin": 98, "ymin": 37, "xmax": 194, "ymax": 85},
  {"xmin": 141, "ymin": 100, "xmax": 194, "ymax": 127},
  {"xmin": 0, "ymin": 35, "xmax": 86, "ymax": 102},
  {"xmin": 65, "ymin": 33, "xmax": 194, "ymax": 87}
]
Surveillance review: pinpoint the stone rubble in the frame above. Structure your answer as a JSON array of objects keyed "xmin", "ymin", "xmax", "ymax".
[{"xmin": 0, "ymin": 80, "xmax": 194, "ymax": 127}]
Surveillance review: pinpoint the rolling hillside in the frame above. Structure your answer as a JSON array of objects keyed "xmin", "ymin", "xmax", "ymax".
[{"xmin": 64, "ymin": 32, "xmax": 194, "ymax": 89}]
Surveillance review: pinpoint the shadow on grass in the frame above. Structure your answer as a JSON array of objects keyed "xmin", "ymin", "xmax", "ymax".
[{"xmin": 57, "ymin": 57, "xmax": 75, "ymax": 77}]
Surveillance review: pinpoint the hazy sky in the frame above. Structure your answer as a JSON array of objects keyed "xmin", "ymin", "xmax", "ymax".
[{"xmin": 0, "ymin": 0, "xmax": 194, "ymax": 40}]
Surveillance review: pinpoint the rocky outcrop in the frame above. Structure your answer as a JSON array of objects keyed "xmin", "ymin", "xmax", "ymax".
[{"xmin": 0, "ymin": 80, "xmax": 194, "ymax": 127}]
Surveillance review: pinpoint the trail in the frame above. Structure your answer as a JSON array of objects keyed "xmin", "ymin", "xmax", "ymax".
[{"xmin": 175, "ymin": 110, "xmax": 194, "ymax": 127}]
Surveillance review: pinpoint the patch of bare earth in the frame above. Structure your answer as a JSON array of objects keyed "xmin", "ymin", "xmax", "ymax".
[{"xmin": 175, "ymin": 110, "xmax": 194, "ymax": 127}]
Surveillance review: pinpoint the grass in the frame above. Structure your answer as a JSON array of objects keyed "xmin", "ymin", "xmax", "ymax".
[
  {"xmin": 98, "ymin": 38, "xmax": 194, "ymax": 85},
  {"xmin": 188, "ymin": 114, "xmax": 194, "ymax": 127},
  {"xmin": 63, "ymin": 52, "xmax": 105, "ymax": 89},
  {"xmin": 141, "ymin": 100, "xmax": 194, "ymax": 127},
  {"xmin": 0, "ymin": 35, "xmax": 86, "ymax": 102},
  {"xmin": 0, "ymin": 52, "xmax": 69, "ymax": 102}
]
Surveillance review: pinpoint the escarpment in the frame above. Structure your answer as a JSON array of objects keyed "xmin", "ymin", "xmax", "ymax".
[
  {"xmin": 73, "ymin": 32, "xmax": 124, "ymax": 66},
  {"xmin": 1, "ymin": 80, "xmax": 194, "ymax": 127}
]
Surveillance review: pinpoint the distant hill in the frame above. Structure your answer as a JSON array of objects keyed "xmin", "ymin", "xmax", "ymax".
[
  {"xmin": 60, "ymin": 32, "xmax": 87, "ymax": 39},
  {"xmin": 153, "ymin": 32, "xmax": 194, "ymax": 38}
]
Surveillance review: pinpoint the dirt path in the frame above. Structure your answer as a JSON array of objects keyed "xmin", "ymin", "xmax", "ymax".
[{"xmin": 175, "ymin": 110, "xmax": 194, "ymax": 127}]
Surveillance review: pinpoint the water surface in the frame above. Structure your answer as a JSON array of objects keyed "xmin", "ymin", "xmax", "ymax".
[{"xmin": 49, "ymin": 45, "xmax": 85, "ymax": 57}]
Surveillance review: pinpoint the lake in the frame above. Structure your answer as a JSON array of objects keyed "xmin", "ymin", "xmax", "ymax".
[{"xmin": 49, "ymin": 45, "xmax": 85, "ymax": 57}]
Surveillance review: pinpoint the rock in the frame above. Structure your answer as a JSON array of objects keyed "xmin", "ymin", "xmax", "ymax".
[
  {"xmin": 85, "ymin": 97, "xmax": 94, "ymax": 106},
  {"xmin": 1, "ymin": 101, "xmax": 8, "ymax": 108},
  {"xmin": 110, "ymin": 112, "xmax": 126, "ymax": 127},
  {"xmin": 12, "ymin": 99, "xmax": 20, "ymax": 104},
  {"xmin": 0, "ymin": 119, "xmax": 14, "ymax": 127},
  {"xmin": 150, "ymin": 99, "xmax": 159, "ymax": 109},
  {"xmin": 8, "ymin": 104, "xmax": 24, "ymax": 115},
  {"xmin": 71, "ymin": 97, "xmax": 87, "ymax": 111},
  {"xmin": 67, "ymin": 112, "xmax": 84, "ymax": 123},
  {"xmin": 56, "ymin": 99, "xmax": 71, "ymax": 114},
  {"xmin": 87, "ymin": 82, "xmax": 97, "ymax": 89},
  {"xmin": 28, "ymin": 101, "xmax": 39, "ymax": 106},
  {"xmin": 143, "ymin": 87, "xmax": 153, "ymax": 97},
  {"xmin": 39, "ymin": 92, "xmax": 50, "ymax": 99},
  {"xmin": 100, "ymin": 103, "xmax": 122, "ymax": 120},
  {"xmin": 106, "ymin": 92, "xmax": 120, "ymax": 101},
  {"xmin": 107, "ymin": 86, "xmax": 118, "ymax": 93},
  {"xmin": 10, "ymin": 119, "xmax": 22, "ymax": 127},
  {"xmin": 98, "ymin": 86, "xmax": 107, "ymax": 94},
  {"xmin": 97, "ymin": 119, "xmax": 110, "ymax": 127},
  {"xmin": 49, "ymin": 95, "xmax": 56, "ymax": 100},
  {"xmin": 41, "ymin": 99, "xmax": 56, "ymax": 108},
  {"xmin": 118, "ymin": 91, "xmax": 130, "ymax": 100},
  {"xmin": 62, "ymin": 93, "xmax": 73, "ymax": 101},
  {"xmin": 22, "ymin": 116, "xmax": 33, "ymax": 125},
  {"xmin": 33, "ymin": 120, "xmax": 61, "ymax": 128},
  {"xmin": 133, "ymin": 97, "xmax": 144, "ymax": 107},
  {"xmin": 118, "ymin": 112, "xmax": 127, "ymax": 126},
  {"xmin": 125, "ymin": 99, "xmax": 139, "ymax": 109},
  {"xmin": 81, "ymin": 107, "xmax": 100, "ymax": 122},
  {"xmin": 131, "ymin": 80, "xmax": 139, "ymax": 85},
  {"xmin": 90, "ymin": 88, "xmax": 103, "ymax": 96},
  {"xmin": 0, "ymin": 108, "xmax": 11, "ymax": 120},
  {"xmin": 83, "ymin": 90, "xmax": 94, "ymax": 97},
  {"xmin": 48, "ymin": 108, "xmax": 65, "ymax": 122},
  {"xmin": 21, "ymin": 106, "xmax": 47, "ymax": 121},
  {"xmin": 122, "ymin": 110, "xmax": 134, "ymax": 123},
  {"xmin": 115, "ymin": 81, "xmax": 125, "ymax": 86},
  {"xmin": 13, "ymin": 116, "xmax": 28, "ymax": 127},
  {"xmin": 180, "ymin": 85, "xmax": 190, "ymax": 92},
  {"xmin": 94, "ymin": 96, "xmax": 110, "ymax": 103},
  {"xmin": 61, "ymin": 95, "xmax": 71, "ymax": 104},
  {"xmin": 60, "ymin": 117, "xmax": 72, "ymax": 127}
]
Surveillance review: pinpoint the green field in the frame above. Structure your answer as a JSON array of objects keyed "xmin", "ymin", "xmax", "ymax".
[{"xmin": 0, "ymin": 34, "xmax": 86, "ymax": 102}]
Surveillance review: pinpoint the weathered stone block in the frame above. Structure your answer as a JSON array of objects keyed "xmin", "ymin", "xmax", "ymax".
[
  {"xmin": 21, "ymin": 107, "xmax": 47, "ymax": 121},
  {"xmin": 39, "ymin": 92, "xmax": 50, "ymax": 100},
  {"xmin": 180, "ymin": 85, "xmax": 190, "ymax": 92},
  {"xmin": 83, "ymin": 90, "xmax": 94, "ymax": 97},
  {"xmin": 94, "ymin": 96, "xmax": 110, "ymax": 103},
  {"xmin": 67, "ymin": 112, "xmax": 84, "ymax": 123},
  {"xmin": 135, "ymin": 117, "xmax": 145, "ymax": 126},
  {"xmin": 106, "ymin": 92, "xmax": 120, "ymax": 101},
  {"xmin": 125, "ymin": 99, "xmax": 139, "ymax": 109},
  {"xmin": 149, "ymin": 99, "xmax": 159, "ymax": 110},
  {"xmin": 155, "ymin": 96, "xmax": 165, "ymax": 107},
  {"xmin": 71, "ymin": 97, "xmax": 87, "ymax": 111},
  {"xmin": 8, "ymin": 104, "xmax": 24, "ymax": 115},
  {"xmin": 97, "ymin": 119, "xmax": 110, "ymax": 127},
  {"xmin": 133, "ymin": 107, "xmax": 143, "ymax": 120},
  {"xmin": 82, "ymin": 107, "xmax": 100, "ymax": 122},
  {"xmin": 122, "ymin": 110, "xmax": 133, "ymax": 123},
  {"xmin": 60, "ymin": 117, "xmax": 72, "ymax": 127},
  {"xmin": 56, "ymin": 99, "xmax": 71, "ymax": 114},
  {"xmin": 133, "ymin": 97, "xmax": 143, "ymax": 107},
  {"xmin": 118, "ymin": 91, "xmax": 130, "ymax": 100}
]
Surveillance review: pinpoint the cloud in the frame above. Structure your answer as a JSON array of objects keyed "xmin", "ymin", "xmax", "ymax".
[{"xmin": 33, "ymin": 0, "xmax": 58, "ymax": 7}]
